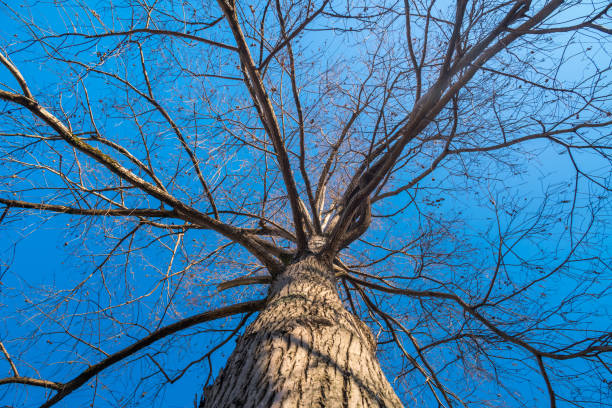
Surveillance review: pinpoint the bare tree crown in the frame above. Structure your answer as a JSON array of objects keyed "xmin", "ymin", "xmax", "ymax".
[{"xmin": 0, "ymin": 0, "xmax": 610, "ymax": 407}]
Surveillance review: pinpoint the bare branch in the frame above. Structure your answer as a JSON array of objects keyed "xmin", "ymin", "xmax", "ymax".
[
  {"xmin": 0, "ymin": 377, "xmax": 63, "ymax": 391},
  {"xmin": 36, "ymin": 299, "xmax": 266, "ymax": 408},
  {"xmin": 217, "ymin": 0, "xmax": 308, "ymax": 252}
]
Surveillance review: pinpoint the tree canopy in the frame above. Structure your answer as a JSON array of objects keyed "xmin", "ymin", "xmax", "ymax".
[{"xmin": 0, "ymin": 0, "xmax": 610, "ymax": 407}]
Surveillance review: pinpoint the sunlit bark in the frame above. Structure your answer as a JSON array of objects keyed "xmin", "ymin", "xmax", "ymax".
[{"xmin": 202, "ymin": 255, "xmax": 403, "ymax": 407}]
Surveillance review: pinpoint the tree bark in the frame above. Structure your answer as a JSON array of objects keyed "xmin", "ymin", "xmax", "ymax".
[{"xmin": 201, "ymin": 255, "xmax": 403, "ymax": 407}]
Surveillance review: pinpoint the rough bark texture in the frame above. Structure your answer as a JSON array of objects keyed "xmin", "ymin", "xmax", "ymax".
[{"xmin": 201, "ymin": 255, "xmax": 403, "ymax": 407}]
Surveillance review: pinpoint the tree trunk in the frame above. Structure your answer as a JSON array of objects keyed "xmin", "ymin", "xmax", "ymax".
[{"xmin": 201, "ymin": 255, "xmax": 403, "ymax": 407}]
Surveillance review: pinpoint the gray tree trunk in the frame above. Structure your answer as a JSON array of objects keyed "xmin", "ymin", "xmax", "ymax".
[{"xmin": 201, "ymin": 255, "xmax": 404, "ymax": 407}]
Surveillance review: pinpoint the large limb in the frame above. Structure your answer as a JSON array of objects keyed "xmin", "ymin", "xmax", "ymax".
[
  {"xmin": 274, "ymin": 0, "xmax": 320, "ymax": 233},
  {"xmin": 326, "ymin": 0, "xmax": 563, "ymax": 253},
  {"xmin": 217, "ymin": 0, "xmax": 309, "ymax": 253},
  {"xmin": 0, "ymin": 198, "xmax": 177, "ymax": 218},
  {"xmin": 0, "ymin": 54, "xmax": 284, "ymax": 273},
  {"xmin": 0, "ymin": 300, "xmax": 265, "ymax": 408}
]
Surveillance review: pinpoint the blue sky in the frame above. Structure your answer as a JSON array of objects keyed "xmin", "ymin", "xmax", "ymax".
[{"xmin": 1, "ymin": 1, "xmax": 611, "ymax": 407}]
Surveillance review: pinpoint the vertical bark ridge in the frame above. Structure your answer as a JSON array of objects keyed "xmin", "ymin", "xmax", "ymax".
[{"xmin": 201, "ymin": 255, "xmax": 403, "ymax": 408}]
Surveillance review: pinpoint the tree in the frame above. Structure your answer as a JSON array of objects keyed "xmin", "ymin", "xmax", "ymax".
[{"xmin": 0, "ymin": 0, "xmax": 610, "ymax": 406}]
